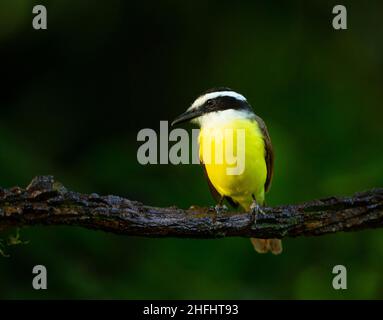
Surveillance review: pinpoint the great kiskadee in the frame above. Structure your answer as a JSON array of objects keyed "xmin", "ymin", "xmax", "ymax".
[{"xmin": 172, "ymin": 87, "xmax": 282, "ymax": 254}]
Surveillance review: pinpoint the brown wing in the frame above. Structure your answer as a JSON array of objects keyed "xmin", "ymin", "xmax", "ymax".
[{"xmin": 254, "ymin": 115, "xmax": 274, "ymax": 192}]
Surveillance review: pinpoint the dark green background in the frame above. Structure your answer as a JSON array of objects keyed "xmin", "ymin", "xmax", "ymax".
[{"xmin": 0, "ymin": 0, "xmax": 382, "ymax": 299}]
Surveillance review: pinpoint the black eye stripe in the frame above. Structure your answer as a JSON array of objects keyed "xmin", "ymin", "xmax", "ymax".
[{"xmin": 201, "ymin": 96, "xmax": 251, "ymax": 114}]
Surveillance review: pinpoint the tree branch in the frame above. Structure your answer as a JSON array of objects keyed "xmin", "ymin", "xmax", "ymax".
[{"xmin": 0, "ymin": 176, "xmax": 382, "ymax": 238}]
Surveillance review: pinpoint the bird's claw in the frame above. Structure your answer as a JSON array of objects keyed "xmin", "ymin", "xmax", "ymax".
[
  {"xmin": 209, "ymin": 204, "xmax": 228, "ymax": 222},
  {"xmin": 215, "ymin": 204, "xmax": 228, "ymax": 214},
  {"xmin": 250, "ymin": 201, "xmax": 265, "ymax": 224},
  {"xmin": 208, "ymin": 204, "xmax": 227, "ymax": 213}
]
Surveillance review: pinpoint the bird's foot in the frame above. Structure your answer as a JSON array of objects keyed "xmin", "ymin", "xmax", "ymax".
[
  {"xmin": 250, "ymin": 201, "xmax": 265, "ymax": 224},
  {"xmin": 215, "ymin": 204, "xmax": 228, "ymax": 215},
  {"xmin": 209, "ymin": 204, "xmax": 228, "ymax": 222}
]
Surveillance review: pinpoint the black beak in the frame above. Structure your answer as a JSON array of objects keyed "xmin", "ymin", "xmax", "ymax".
[{"xmin": 171, "ymin": 109, "xmax": 204, "ymax": 126}]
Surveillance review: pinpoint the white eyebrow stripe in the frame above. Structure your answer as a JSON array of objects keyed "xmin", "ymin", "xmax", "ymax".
[{"xmin": 188, "ymin": 91, "xmax": 247, "ymax": 110}]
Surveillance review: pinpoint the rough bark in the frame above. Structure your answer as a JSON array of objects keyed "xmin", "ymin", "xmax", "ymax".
[{"xmin": 0, "ymin": 176, "xmax": 382, "ymax": 238}]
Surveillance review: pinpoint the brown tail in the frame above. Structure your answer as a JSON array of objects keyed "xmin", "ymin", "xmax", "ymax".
[{"xmin": 250, "ymin": 238, "xmax": 282, "ymax": 255}]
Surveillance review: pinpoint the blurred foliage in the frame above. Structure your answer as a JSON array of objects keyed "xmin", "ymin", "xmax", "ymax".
[{"xmin": 0, "ymin": 0, "xmax": 382, "ymax": 299}]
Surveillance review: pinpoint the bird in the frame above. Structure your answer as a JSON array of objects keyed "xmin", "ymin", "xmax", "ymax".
[{"xmin": 171, "ymin": 87, "xmax": 282, "ymax": 254}]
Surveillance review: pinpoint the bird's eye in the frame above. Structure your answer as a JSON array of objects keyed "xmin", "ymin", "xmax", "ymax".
[{"xmin": 206, "ymin": 99, "xmax": 213, "ymax": 106}]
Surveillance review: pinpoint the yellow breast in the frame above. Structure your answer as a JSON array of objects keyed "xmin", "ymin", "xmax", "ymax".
[{"xmin": 199, "ymin": 118, "xmax": 267, "ymax": 210}]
